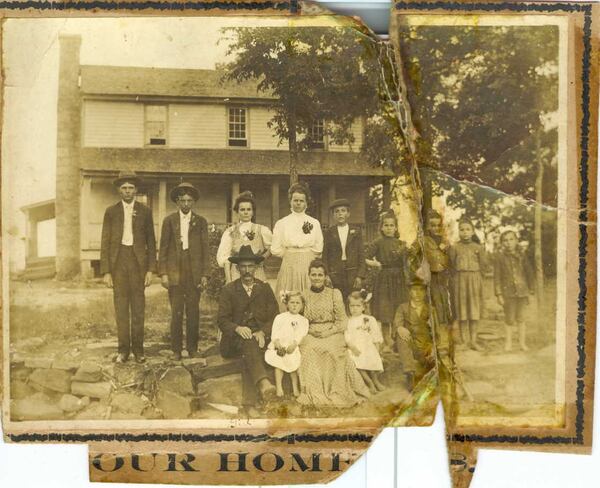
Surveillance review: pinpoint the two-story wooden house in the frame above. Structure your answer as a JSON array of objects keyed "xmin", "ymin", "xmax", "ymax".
[{"xmin": 54, "ymin": 34, "xmax": 391, "ymax": 279}]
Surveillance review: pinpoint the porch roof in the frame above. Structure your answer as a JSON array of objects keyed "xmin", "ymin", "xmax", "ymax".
[{"xmin": 80, "ymin": 147, "xmax": 392, "ymax": 177}]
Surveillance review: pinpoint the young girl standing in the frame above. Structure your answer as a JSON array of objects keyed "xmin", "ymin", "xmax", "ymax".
[
  {"xmin": 448, "ymin": 218, "xmax": 485, "ymax": 351},
  {"xmin": 366, "ymin": 211, "xmax": 409, "ymax": 352},
  {"xmin": 264, "ymin": 291, "xmax": 309, "ymax": 398},
  {"xmin": 344, "ymin": 291, "xmax": 385, "ymax": 393}
]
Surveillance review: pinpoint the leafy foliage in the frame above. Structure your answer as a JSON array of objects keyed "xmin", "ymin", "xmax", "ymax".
[{"xmin": 220, "ymin": 25, "xmax": 387, "ymax": 181}]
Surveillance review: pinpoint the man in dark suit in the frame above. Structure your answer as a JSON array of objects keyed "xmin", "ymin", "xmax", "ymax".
[
  {"xmin": 217, "ymin": 245, "xmax": 278, "ymax": 417},
  {"xmin": 100, "ymin": 171, "xmax": 157, "ymax": 363},
  {"xmin": 322, "ymin": 198, "xmax": 366, "ymax": 301},
  {"xmin": 158, "ymin": 182, "xmax": 210, "ymax": 361}
]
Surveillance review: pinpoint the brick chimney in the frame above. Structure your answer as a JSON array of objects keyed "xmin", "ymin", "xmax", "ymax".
[{"xmin": 55, "ymin": 34, "xmax": 82, "ymax": 280}]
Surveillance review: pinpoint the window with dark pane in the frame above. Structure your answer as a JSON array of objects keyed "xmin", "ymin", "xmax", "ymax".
[
  {"xmin": 145, "ymin": 105, "xmax": 167, "ymax": 146},
  {"xmin": 309, "ymin": 119, "xmax": 325, "ymax": 149},
  {"xmin": 228, "ymin": 107, "xmax": 247, "ymax": 147}
]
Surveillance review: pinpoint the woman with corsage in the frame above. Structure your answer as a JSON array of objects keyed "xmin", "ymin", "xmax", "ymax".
[
  {"xmin": 271, "ymin": 182, "xmax": 323, "ymax": 301},
  {"xmin": 217, "ymin": 191, "xmax": 273, "ymax": 282}
]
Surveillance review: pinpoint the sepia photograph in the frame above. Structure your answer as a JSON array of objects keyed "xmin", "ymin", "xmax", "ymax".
[{"xmin": 3, "ymin": 14, "xmax": 430, "ymax": 427}]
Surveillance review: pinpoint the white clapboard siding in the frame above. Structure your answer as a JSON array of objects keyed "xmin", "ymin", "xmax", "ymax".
[
  {"xmin": 83, "ymin": 100, "xmax": 144, "ymax": 147},
  {"xmin": 249, "ymin": 107, "xmax": 287, "ymax": 150},
  {"xmin": 329, "ymin": 119, "xmax": 363, "ymax": 153},
  {"xmin": 169, "ymin": 104, "xmax": 227, "ymax": 149}
]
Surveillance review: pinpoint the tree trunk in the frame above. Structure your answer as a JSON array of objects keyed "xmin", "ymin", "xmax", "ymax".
[
  {"xmin": 534, "ymin": 132, "xmax": 545, "ymax": 341},
  {"xmin": 418, "ymin": 165, "xmax": 433, "ymax": 222},
  {"xmin": 288, "ymin": 110, "xmax": 299, "ymax": 185}
]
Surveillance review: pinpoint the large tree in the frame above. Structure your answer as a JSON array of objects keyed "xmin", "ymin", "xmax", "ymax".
[{"xmin": 220, "ymin": 25, "xmax": 381, "ymax": 183}]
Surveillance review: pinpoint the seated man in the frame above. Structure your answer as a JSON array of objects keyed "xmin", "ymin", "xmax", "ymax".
[{"xmin": 217, "ymin": 245, "xmax": 278, "ymax": 417}]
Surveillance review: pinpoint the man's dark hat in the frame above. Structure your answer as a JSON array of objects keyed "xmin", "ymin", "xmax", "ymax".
[
  {"xmin": 228, "ymin": 245, "xmax": 265, "ymax": 264},
  {"xmin": 113, "ymin": 170, "xmax": 141, "ymax": 188},
  {"xmin": 170, "ymin": 182, "xmax": 199, "ymax": 203},
  {"xmin": 329, "ymin": 198, "xmax": 351, "ymax": 210}
]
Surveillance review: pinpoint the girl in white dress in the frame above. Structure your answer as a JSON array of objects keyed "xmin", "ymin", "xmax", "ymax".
[
  {"xmin": 345, "ymin": 291, "xmax": 386, "ymax": 393},
  {"xmin": 271, "ymin": 183, "xmax": 323, "ymax": 307},
  {"xmin": 216, "ymin": 191, "xmax": 273, "ymax": 282},
  {"xmin": 265, "ymin": 291, "xmax": 309, "ymax": 397}
]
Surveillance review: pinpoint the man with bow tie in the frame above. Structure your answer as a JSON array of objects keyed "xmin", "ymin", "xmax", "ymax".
[
  {"xmin": 158, "ymin": 182, "xmax": 210, "ymax": 361},
  {"xmin": 100, "ymin": 171, "xmax": 157, "ymax": 364},
  {"xmin": 217, "ymin": 245, "xmax": 278, "ymax": 417},
  {"xmin": 322, "ymin": 198, "xmax": 366, "ymax": 302}
]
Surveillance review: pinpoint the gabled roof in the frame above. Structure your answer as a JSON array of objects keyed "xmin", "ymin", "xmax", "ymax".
[{"xmin": 80, "ymin": 65, "xmax": 274, "ymax": 100}]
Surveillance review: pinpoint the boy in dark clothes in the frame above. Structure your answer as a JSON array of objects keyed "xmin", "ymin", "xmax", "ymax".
[{"xmin": 494, "ymin": 230, "xmax": 535, "ymax": 352}]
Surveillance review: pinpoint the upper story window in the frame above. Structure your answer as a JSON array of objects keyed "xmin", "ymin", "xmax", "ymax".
[
  {"xmin": 228, "ymin": 107, "xmax": 248, "ymax": 147},
  {"xmin": 145, "ymin": 105, "xmax": 167, "ymax": 146},
  {"xmin": 308, "ymin": 119, "xmax": 326, "ymax": 150}
]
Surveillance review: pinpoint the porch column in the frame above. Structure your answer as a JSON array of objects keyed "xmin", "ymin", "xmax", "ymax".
[
  {"xmin": 80, "ymin": 176, "xmax": 92, "ymax": 252},
  {"xmin": 326, "ymin": 182, "xmax": 336, "ymax": 225},
  {"xmin": 271, "ymin": 180, "xmax": 280, "ymax": 227},
  {"xmin": 79, "ymin": 175, "xmax": 93, "ymax": 278},
  {"xmin": 158, "ymin": 179, "xmax": 167, "ymax": 242},
  {"xmin": 231, "ymin": 181, "xmax": 240, "ymax": 223}
]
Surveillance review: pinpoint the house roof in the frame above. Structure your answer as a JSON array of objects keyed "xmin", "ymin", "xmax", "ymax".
[{"xmin": 80, "ymin": 65, "xmax": 274, "ymax": 100}]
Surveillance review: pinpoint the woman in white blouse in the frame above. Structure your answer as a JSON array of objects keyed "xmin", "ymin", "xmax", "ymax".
[
  {"xmin": 271, "ymin": 182, "xmax": 324, "ymax": 301},
  {"xmin": 216, "ymin": 191, "xmax": 273, "ymax": 282}
]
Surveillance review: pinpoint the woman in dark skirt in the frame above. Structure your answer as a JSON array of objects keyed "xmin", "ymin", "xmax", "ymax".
[{"xmin": 366, "ymin": 211, "xmax": 409, "ymax": 352}]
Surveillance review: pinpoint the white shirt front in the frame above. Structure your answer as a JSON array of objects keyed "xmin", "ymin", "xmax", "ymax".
[
  {"xmin": 242, "ymin": 282, "xmax": 254, "ymax": 297},
  {"xmin": 270, "ymin": 211, "xmax": 323, "ymax": 257},
  {"xmin": 179, "ymin": 210, "xmax": 191, "ymax": 250},
  {"xmin": 337, "ymin": 224, "xmax": 349, "ymax": 261},
  {"xmin": 121, "ymin": 200, "xmax": 135, "ymax": 246}
]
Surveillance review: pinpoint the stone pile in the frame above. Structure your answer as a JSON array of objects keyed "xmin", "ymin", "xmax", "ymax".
[{"xmin": 9, "ymin": 340, "xmax": 243, "ymax": 421}]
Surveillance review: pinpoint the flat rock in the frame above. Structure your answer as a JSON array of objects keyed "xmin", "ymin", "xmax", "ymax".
[
  {"xmin": 75, "ymin": 402, "xmax": 110, "ymax": 420},
  {"xmin": 11, "ymin": 394, "xmax": 64, "ymax": 421},
  {"xmin": 29, "ymin": 368, "xmax": 72, "ymax": 393},
  {"xmin": 110, "ymin": 411, "xmax": 143, "ymax": 420},
  {"xmin": 182, "ymin": 357, "xmax": 208, "ymax": 368},
  {"xmin": 111, "ymin": 392, "xmax": 146, "ymax": 415},
  {"xmin": 196, "ymin": 374, "xmax": 242, "ymax": 406},
  {"xmin": 53, "ymin": 358, "xmax": 82, "ymax": 371},
  {"xmin": 142, "ymin": 406, "xmax": 164, "ymax": 420},
  {"xmin": 158, "ymin": 350, "xmax": 173, "ymax": 358},
  {"xmin": 13, "ymin": 337, "xmax": 45, "ymax": 349},
  {"xmin": 71, "ymin": 381, "xmax": 112, "ymax": 400},
  {"xmin": 112, "ymin": 363, "xmax": 146, "ymax": 387},
  {"xmin": 10, "ymin": 352, "xmax": 25, "ymax": 367},
  {"xmin": 24, "ymin": 357, "xmax": 54, "ymax": 369},
  {"xmin": 189, "ymin": 355, "xmax": 242, "ymax": 383},
  {"xmin": 10, "ymin": 379, "xmax": 35, "ymax": 400},
  {"xmin": 159, "ymin": 366, "xmax": 194, "ymax": 396},
  {"xmin": 85, "ymin": 340, "xmax": 118, "ymax": 350},
  {"xmin": 73, "ymin": 361, "xmax": 103, "ymax": 382},
  {"xmin": 59, "ymin": 394, "xmax": 90, "ymax": 413},
  {"xmin": 156, "ymin": 390, "xmax": 192, "ymax": 419},
  {"xmin": 11, "ymin": 367, "xmax": 32, "ymax": 382}
]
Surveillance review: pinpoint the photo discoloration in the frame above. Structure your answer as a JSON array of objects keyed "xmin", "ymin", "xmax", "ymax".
[{"xmin": 1, "ymin": 1, "xmax": 598, "ymax": 487}]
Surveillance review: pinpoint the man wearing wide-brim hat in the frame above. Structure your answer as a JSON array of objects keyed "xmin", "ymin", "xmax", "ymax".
[
  {"xmin": 217, "ymin": 245, "xmax": 278, "ymax": 417},
  {"xmin": 322, "ymin": 198, "xmax": 366, "ymax": 302},
  {"xmin": 158, "ymin": 182, "xmax": 210, "ymax": 361},
  {"xmin": 100, "ymin": 170, "xmax": 157, "ymax": 364}
]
